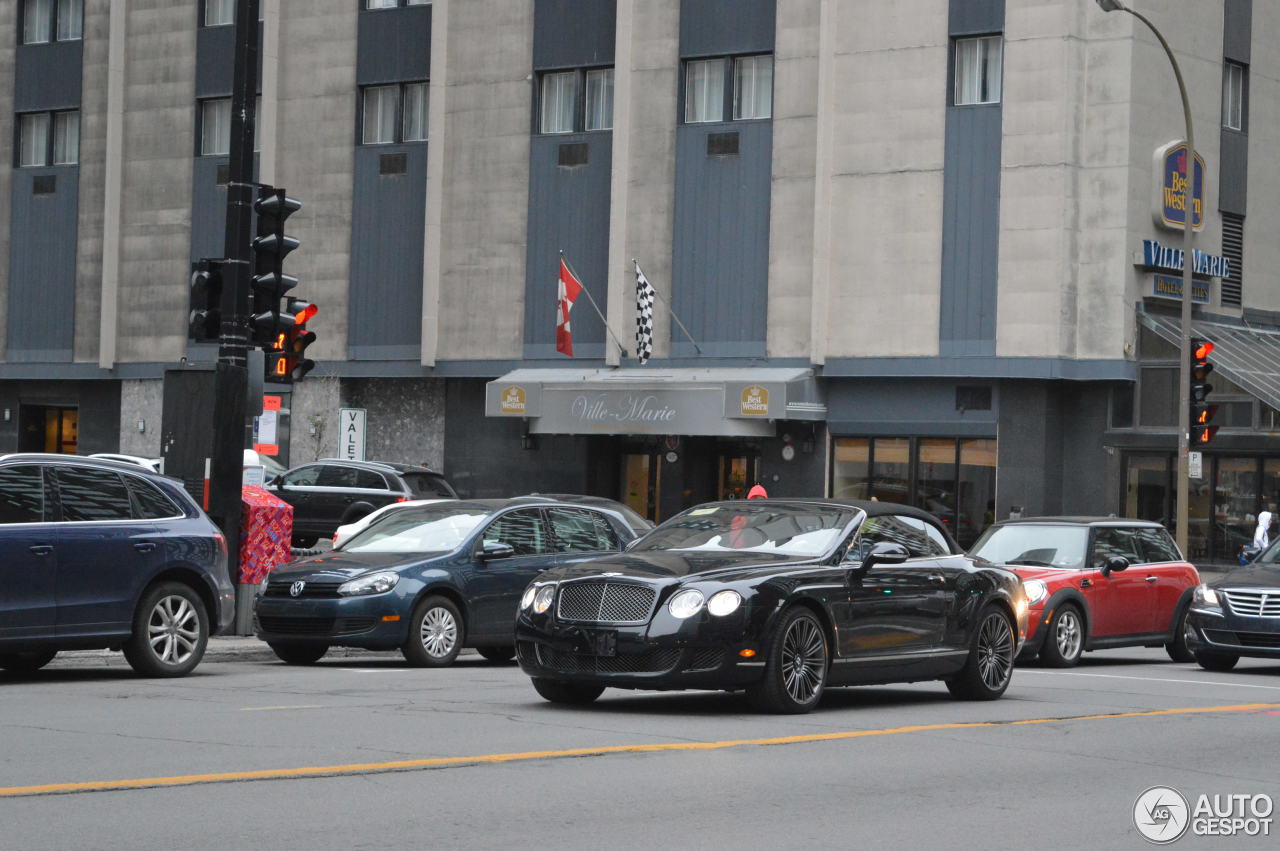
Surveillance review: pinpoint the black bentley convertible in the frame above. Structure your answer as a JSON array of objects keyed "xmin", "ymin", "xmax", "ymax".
[{"xmin": 515, "ymin": 499, "xmax": 1029, "ymax": 714}]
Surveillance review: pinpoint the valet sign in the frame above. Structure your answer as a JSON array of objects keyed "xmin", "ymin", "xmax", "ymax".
[{"xmin": 1153, "ymin": 141, "xmax": 1205, "ymax": 231}]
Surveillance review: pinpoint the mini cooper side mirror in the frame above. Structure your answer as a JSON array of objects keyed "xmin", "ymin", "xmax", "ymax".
[
  {"xmin": 1101, "ymin": 555, "xmax": 1130, "ymax": 575},
  {"xmin": 857, "ymin": 541, "xmax": 911, "ymax": 573},
  {"xmin": 479, "ymin": 542, "xmax": 516, "ymax": 561}
]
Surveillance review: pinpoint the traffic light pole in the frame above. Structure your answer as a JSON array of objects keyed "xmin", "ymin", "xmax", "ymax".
[{"xmin": 210, "ymin": 0, "xmax": 261, "ymax": 610}]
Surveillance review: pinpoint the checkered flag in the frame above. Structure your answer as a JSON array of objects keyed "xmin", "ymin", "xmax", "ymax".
[{"xmin": 634, "ymin": 261, "xmax": 656, "ymax": 364}]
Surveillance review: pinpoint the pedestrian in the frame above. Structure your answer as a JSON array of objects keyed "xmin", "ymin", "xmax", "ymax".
[
  {"xmin": 1253, "ymin": 506, "xmax": 1274, "ymax": 550},
  {"xmin": 747, "ymin": 484, "xmax": 768, "ymax": 499}
]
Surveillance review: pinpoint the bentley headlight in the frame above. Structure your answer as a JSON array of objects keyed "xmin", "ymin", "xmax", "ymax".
[
  {"xmin": 668, "ymin": 589, "xmax": 705, "ymax": 619},
  {"xmin": 1022, "ymin": 579, "xmax": 1048, "ymax": 606},
  {"xmin": 520, "ymin": 585, "xmax": 538, "ymax": 611},
  {"xmin": 1193, "ymin": 584, "xmax": 1220, "ymax": 607},
  {"xmin": 706, "ymin": 590, "xmax": 742, "ymax": 617},
  {"xmin": 337, "ymin": 571, "xmax": 399, "ymax": 597},
  {"xmin": 533, "ymin": 584, "xmax": 556, "ymax": 614}
]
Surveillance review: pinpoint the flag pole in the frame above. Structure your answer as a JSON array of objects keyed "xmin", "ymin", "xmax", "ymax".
[
  {"xmin": 562, "ymin": 251, "xmax": 628, "ymax": 358},
  {"xmin": 633, "ymin": 258, "xmax": 702, "ymax": 355}
]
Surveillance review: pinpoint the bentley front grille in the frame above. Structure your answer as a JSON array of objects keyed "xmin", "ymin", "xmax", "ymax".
[
  {"xmin": 534, "ymin": 644, "xmax": 680, "ymax": 675},
  {"xmin": 556, "ymin": 581, "xmax": 657, "ymax": 624}
]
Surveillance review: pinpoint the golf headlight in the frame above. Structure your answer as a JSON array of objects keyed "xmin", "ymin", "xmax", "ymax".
[
  {"xmin": 259, "ymin": 573, "xmax": 271, "ymax": 595},
  {"xmin": 1193, "ymin": 584, "xmax": 1220, "ymax": 607},
  {"xmin": 520, "ymin": 585, "xmax": 538, "ymax": 611},
  {"xmin": 533, "ymin": 585, "xmax": 556, "ymax": 614},
  {"xmin": 1022, "ymin": 579, "xmax": 1048, "ymax": 605},
  {"xmin": 706, "ymin": 590, "xmax": 742, "ymax": 617},
  {"xmin": 668, "ymin": 589, "xmax": 705, "ymax": 619},
  {"xmin": 337, "ymin": 571, "xmax": 399, "ymax": 597}
]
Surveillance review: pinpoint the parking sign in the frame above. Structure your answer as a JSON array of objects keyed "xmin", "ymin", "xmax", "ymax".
[{"xmin": 338, "ymin": 408, "xmax": 367, "ymax": 461}]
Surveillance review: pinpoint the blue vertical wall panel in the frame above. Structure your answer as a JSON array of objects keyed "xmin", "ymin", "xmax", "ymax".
[
  {"xmin": 949, "ymin": 0, "xmax": 1004, "ymax": 35},
  {"xmin": 1223, "ymin": 0, "xmax": 1252, "ymax": 64},
  {"xmin": 6, "ymin": 168, "xmax": 80, "ymax": 362},
  {"xmin": 533, "ymin": 0, "xmax": 615, "ymax": 69},
  {"xmin": 524, "ymin": 135, "xmax": 613, "ymax": 360},
  {"xmin": 1219, "ymin": 0, "xmax": 1251, "ymax": 215},
  {"xmin": 348, "ymin": 145, "xmax": 428, "ymax": 360},
  {"xmin": 680, "ymin": 0, "xmax": 775, "ymax": 57},
  {"xmin": 671, "ymin": 123, "xmax": 771, "ymax": 357},
  {"xmin": 14, "ymin": 42, "xmax": 83, "ymax": 111},
  {"xmin": 357, "ymin": 4, "xmax": 431, "ymax": 84},
  {"xmin": 190, "ymin": 158, "xmax": 230, "ymax": 262}
]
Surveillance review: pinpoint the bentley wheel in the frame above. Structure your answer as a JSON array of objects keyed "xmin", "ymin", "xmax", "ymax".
[
  {"xmin": 477, "ymin": 645, "xmax": 516, "ymax": 664},
  {"xmin": 531, "ymin": 678, "xmax": 605, "ymax": 705},
  {"xmin": 1195, "ymin": 651, "xmax": 1239, "ymax": 672},
  {"xmin": 0, "ymin": 650, "xmax": 57, "ymax": 674},
  {"xmin": 747, "ymin": 607, "xmax": 828, "ymax": 714},
  {"xmin": 269, "ymin": 643, "xmax": 329, "ymax": 665},
  {"xmin": 123, "ymin": 582, "xmax": 209, "ymax": 678},
  {"xmin": 1164, "ymin": 607, "xmax": 1195, "ymax": 662},
  {"xmin": 947, "ymin": 605, "xmax": 1016, "ymax": 701},
  {"xmin": 402, "ymin": 595, "xmax": 464, "ymax": 667},
  {"xmin": 1039, "ymin": 605, "xmax": 1084, "ymax": 668}
]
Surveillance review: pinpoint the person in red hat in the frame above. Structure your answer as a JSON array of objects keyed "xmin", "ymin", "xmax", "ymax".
[{"xmin": 747, "ymin": 484, "xmax": 768, "ymax": 499}]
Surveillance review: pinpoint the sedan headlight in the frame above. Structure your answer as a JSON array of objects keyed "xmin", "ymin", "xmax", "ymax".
[
  {"xmin": 533, "ymin": 584, "xmax": 556, "ymax": 614},
  {"xmin": 520, "ymin": 585, "xmax": 538, "ymax": 611},
  {"xmin": 668, "ymin": 589, "xmax": 705, "ymax": 619},
  {"xmin": 1022, "ymin": 579, "xmax": 1048, "ymax": 606},
  {"xmin": 337, "ymin": 571, "xmax": 399, "ymax": 597},
  {"xmin": 1193, "ymin": 584, "xmax": 1220, "ymax": 607},
  {"xmin": 706, "ymin": 590, "xmax": 742, "ymax": 617}
]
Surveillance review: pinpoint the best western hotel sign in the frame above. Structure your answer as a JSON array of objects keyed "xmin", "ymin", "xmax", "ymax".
[{"xmin": 1153, "ymin": 141, "xmax": 1205, "ymax": 231}]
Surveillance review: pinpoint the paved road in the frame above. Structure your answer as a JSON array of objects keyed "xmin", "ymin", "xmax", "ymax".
[{"xmin": 3, "ymin": 648, "xmax": 1278, "ymax": 850}]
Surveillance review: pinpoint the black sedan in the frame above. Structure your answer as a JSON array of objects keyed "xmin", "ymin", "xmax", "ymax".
[
  {"xmin": 515, "ymin": 499, "xmax": 1028, "ymax": 713},
  {"xmin": 255, "ymin": 499, "xmax": 637, "ymax": 666},
  {"xmin": 1186, "ymin": 551, "xmax": 1280, "ymax": 671}
]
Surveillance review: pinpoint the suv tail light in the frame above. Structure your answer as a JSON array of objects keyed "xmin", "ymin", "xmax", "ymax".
[
  {"xmin": 396, "ymin": 497, "xmax": 409, "ymax": 503},
  {"xmin": 214, "ymin": 531, "xmax": 227, "ymax": 557}
]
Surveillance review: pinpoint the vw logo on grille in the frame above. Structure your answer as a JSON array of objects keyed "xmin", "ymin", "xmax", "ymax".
[{"xmin": 290, "ymin": 581, "xmax": 306, "ymax": 597}]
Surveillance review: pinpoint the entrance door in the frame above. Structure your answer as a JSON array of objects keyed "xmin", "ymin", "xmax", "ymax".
[
  {"xmin": 621, "ymin": 453, "xmax": 660, "ymax": 523},
  {"xmin": 718, "ymin": 455, "xmax": 760, "ymax": 501},
  {"xmin": 19, "ymin": 406, "xmax": 78, "ymax": 454}
]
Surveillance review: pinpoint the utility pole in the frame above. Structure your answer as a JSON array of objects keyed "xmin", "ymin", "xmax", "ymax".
[{"xmin": 210, "ymin": 0, "xmax": 261, "ymax": 598}]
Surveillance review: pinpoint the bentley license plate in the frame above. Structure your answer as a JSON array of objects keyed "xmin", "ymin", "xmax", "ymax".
[{"xmin": 591, "ymin": 630, "xmax": 617, "ymax": 657}]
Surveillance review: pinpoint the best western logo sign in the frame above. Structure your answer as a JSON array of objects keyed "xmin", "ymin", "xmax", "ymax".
[
  {"xmin": 740, "ymin": 385, "xmax": 770, "ymax": 417},
  {"xmin": 1153, "ymin": 140, "xmax": 1205, "ymax": 232},
  {"xmin": 499, "ymin": 386, "xmax": 526, "ymax": 415}
]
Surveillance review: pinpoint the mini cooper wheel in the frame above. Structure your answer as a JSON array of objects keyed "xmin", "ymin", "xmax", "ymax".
[
  {"xmin": 123, "ymin": 582, "xmax": 209, "ymax": 678},
  {"xmin": 531, "ymin": 678, "xmax": 605, "ymax": 705},
  {"xmin": 476, "ymin": 645, "xmax": 516, "ymax": 664},
  {"xmin": 269, "ymin": 643, "xmax": 329, "ymax": 665},
  {"xmin": 1195, "ymin": 650, "xmax": 1239, "ymax": 672},
  {"xmin": 1164, "ymin": 606, "xmax": 1195, "ymax": 662},
  {"xmin": 1039, "ymin": 604, "xmax": 1084, "ymax": 668},
  {"xmin": 402, "ymin": 595, "xmax": 464, "ymax": 667},
  {"xmin": 747, "ymin": 607, "xmax": 829, "ymax": 714},
  {"xmin": 0, "ymin": 650, "xmax": 57, "ymax": 674},
  {"xmin": 947, "ymin": 605, "xmax": 1016, "ymax": 701}
]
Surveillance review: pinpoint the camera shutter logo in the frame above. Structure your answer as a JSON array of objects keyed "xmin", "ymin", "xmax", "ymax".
[{"xmin": 1134, "ymin": 786, "xmax": 1191, "ymax": 844}]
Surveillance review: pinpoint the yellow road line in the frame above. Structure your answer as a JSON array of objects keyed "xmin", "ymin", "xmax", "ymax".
[{"xmin": 3, "ymin": 702, "xmax": 1276, "ymax": 798}]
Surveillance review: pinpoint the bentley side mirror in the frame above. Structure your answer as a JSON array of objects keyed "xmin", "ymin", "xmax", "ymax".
[
  {"xmin": 1101, "ymin": 555, "xmax": 1130, "ymax": 576},
  {"xmin": 857, "ymin": 542, "xmax": 911, "ymax": 573},
  {"xmin": 479, "ymin": 542, "xmax": 516, "ymax": 561}
]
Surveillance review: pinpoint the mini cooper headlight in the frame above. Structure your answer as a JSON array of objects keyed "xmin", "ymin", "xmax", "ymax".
[
  {"xmin": 533, "ymin": 584, "xmax": 557, "ymax": 614},
  {"xmin": 337, "ymin": 571, "xmax": 399, "ymax": 597},
  {"xmin": 520, "ymin": 585, "xmax": 538, "ymax": 611},
  {"xmin": 1193, "ymin": 584, "xmax": 1220, "ymax": 607},
  {"xmin": 1022, "ymin": 579, "xmax": 1048, "ymax": 606},
  {"xmin": 706, "ymin": 590, "xmax": 742, "ymax": 617},
  {"xmin": 668, "ymin": 589, "xmax": 705, "ymax": 619}
]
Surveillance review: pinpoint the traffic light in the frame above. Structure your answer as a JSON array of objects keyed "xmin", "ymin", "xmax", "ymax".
[
  {"xmin": 264, "ymin": 297, "xmax": 318, "ymax": 385},
  {"xmin": 249, "ymin": 185, "xmax": 301, "ymax": 349},
  {"xmin": 188, "ymin": 259, "xmax": 225, "ymax": 342},
  {"xmin": 1190, "ymin": 337, "xmax": 1218, "ymax": 445}
]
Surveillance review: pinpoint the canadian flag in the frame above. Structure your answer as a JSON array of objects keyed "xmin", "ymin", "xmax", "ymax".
[{"xmin": 555, "ymin": 257, "xmax": 583, "ymax": 357}]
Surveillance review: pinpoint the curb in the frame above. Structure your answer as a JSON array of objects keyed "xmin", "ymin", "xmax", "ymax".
[{"xmin": 51, "ymin": 641, "xmax": 479, "ymax": 666}]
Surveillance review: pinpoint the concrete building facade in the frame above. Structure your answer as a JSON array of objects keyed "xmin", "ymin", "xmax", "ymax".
[{"xmin": 3, "ymin": 0, "xmax": 1279, "ymax": 563}]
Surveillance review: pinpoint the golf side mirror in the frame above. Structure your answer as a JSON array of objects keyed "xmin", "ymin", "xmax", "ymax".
[{"xmin": 479, "ymin": 542, "xmax": 516, "ymax": 561}]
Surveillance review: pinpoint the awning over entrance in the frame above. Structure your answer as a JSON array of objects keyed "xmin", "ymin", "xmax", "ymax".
[
  {"xmin": 1140, "ymin": 312, "xmax": 1280, "ymax": 411},
  {"xmin": 485, "ymin": 368, "xmax": 826, "ymax": 436}
]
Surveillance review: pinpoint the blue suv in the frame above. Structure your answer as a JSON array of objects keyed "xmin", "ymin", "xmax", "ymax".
[{"xmin": 0, "ymin": 454, "xmax": 235, "ymax": 677}]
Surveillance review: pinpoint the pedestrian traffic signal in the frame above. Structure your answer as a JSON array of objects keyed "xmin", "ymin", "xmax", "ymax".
[
  {"xmin": 263, "ymin": 298, "xmax": 318, "ymax": 385},
  {"xmin": 249, "ymin": 185, "xmax": 301, "ymax": 350},
  {"xmin": 188, "ymin": 259, "xmax": 225, "ymax": 342},
  {"xmin": 1190, "ymin": 337, "xmax": 1218, "ymax": 444}
]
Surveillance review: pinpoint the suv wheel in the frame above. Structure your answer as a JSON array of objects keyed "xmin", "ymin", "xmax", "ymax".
[
  {"xmin": 123, "ymin": 582, "xmax": 209, "ymax": 677},
  {"xmin": 0, "ymin": 650, "xmax": 58, "ymax": 674}
]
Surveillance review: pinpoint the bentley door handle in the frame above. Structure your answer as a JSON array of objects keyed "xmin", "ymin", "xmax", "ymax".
[
  {"xmin": 28, "ymin": 544, "xmax": 53, "ymax": 556},
  {"xmin": 927, "ymin": 574, "xmax": 947, "ymax": 585},
  {"xmin": 133, "ymin": 542, "xmax": 156, "ymax": 553}
]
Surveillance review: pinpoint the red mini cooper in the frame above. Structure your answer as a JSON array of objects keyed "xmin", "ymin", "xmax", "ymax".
[{"xmin": 968, "ymin": 518, "xmax": 1200, "ymax": 666}]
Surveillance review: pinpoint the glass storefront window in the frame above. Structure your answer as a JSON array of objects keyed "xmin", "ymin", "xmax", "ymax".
[
  {"xmin": 958, "ymin": 439, "xmax": 997, "ymax": 547},
  {"xmin": 1139, "ymin": 367, "xmax": 1178, "ymax": 427},
  {"xmin": 832, "ymin": 438, "xmax": 869, "ymax": 500},
  {"xmin": 916, "ymin": 438, "xmax": 957, "ymax": 529},
  {"xmin": 1214, "ymin": 458, "xmax": 1258, "ymax": 562},
  {"xmin": 870, "ymin": 438, "xmax": 910, "ymax": 504},
  {"xmin": 1125, "ymin": 455, "xmax": 1169, "ymax": 523}
]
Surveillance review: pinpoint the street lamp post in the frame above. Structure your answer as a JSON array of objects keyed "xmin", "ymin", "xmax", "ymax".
[{"xmin": 1095, "ymin": 0, "xmax": 1197, "ymax": 555}]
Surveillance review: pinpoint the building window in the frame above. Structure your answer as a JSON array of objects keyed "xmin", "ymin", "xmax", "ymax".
[
  {"xmin": 954, "ymin": 35, "xmax": 1003, "ymax": 105},
  {"xmin": 685, "ymin": 58, "xmax": 725, "ymax": 123},
  {"xmin": 536, "ymin": 67, "xmax": 613, "ymax": 134},
  {"xmin": 199, "ymin": 97, "xmax": 262, "ymax": 155},
  {"xmin": 204, "ymin": 0, "xmax": 233, "ymax": 26},
  {"xmin": 366, "ymin": 0, "xmax": 429, "ymax": 9},
  {"xmin": 360, "ymin": 83, "xmax": 428, "ymax": 144},
  {"xmin": 17, "ymin": 110, "xmax": 78, "ymax": 166},
  {"xmin": 733, "ymin": 54, "xmax": 773, "ymax": 120},
  {"xmin": 1223, "ymin": 61, "xmax": 1246, "ymax": 131},
  {"xmin": 23, "ymin": 0, "xmax": 81, "ymax": 44}
]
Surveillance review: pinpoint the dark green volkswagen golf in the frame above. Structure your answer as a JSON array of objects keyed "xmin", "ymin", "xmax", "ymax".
[{"xmin": 254, "ymin": 497, "xmax": 643, "ymax": 666}]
